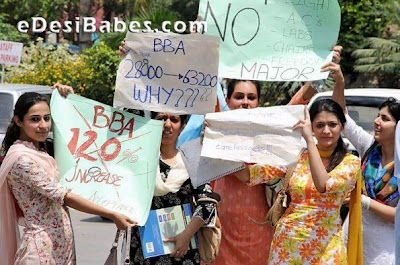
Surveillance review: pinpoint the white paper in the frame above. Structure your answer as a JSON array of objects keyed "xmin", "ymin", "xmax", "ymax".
[
  {"xmin": 114, "ymin": 32, "xmax": 220, "ymax": 115},
  {"xmin": 202, "ymin": 105, "xmax": 304, "ymax": 166},
  {"xmin": 179, "ymin": 138, "xmax": 244, "ymax": 188}
]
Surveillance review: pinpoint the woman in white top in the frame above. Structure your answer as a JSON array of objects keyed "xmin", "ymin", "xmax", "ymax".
[{"xmin": 330, "ymin": 62, "xmax": 400, "ymax": 264}]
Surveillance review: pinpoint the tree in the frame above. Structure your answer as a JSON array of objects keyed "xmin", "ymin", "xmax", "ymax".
[
  {"xmin": 100, "ymin": 1, "xmax": 182, "ymax": 50},
  {"xmin": 0, "ymin": 0, "xmax": 67, "ymax": 25},
  {"xmin": 0, "ymin": 14, "xmax": 30, "ymax": 43},
  {"xmin": 351, "ymin": 1, "xmax": 400, "ymax": 88},
  {"xmin": 338, "ymin": 0, "xmax": 397, "ymax": 83}
]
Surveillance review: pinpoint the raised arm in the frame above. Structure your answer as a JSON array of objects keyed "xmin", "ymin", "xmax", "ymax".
[
  {"xmin": 289, "ymin": 46, "xmax": 343, "ymax": 106},
  {"xmin": 327, "ymin": 61, "xmax": 346, "ymax": 112},
  {"xmin": 293, "ymin": 106, "xmax": 330, "ymax": 192},
  {"xmin": 51, "ymin": 83, "xmax": 74, "ymax": 97}
]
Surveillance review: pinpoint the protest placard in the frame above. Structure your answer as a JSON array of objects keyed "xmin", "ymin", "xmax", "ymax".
[
  {"xmin": 178, "ymin": 138, "xmax": 244, "ymax": 188},
  {"xmin": 202, "ymin": 105, "xmax": 304, "ymax": 166},
  {"xmin": 51, "ymin": 90, "xmax": 163, "ymax": 225},
  {"xmin": 0, "ymin": 41, "xmax": 23, "ymax": 66},
  {"xmin": 114, "ymin": 32, "xmax": 220, "ymax": 115},
  {"xmin": 198, "ymin": 0, "xmax": 340, "ymax": 81}
]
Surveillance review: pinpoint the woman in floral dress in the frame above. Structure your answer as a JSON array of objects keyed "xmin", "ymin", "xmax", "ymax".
[
  {"xmin": 0, "ymin": 86, "xmax": 135, "ymax": 265},
  {"xmin": 236, "ymin": 99, "xmax": 361, "ymax": 264},
  {"xmin": 128, "ymin": 112, "xmax": 217, "ymax": 265}
]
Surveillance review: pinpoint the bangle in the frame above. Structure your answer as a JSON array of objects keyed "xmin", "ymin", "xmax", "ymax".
[{"xmin": 361, "ymin": 194, "xmax": 371, "ymax": 210}]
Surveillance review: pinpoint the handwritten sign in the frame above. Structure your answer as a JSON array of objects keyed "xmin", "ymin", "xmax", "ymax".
[
  {"xmin": 179, "ymin": 138, "xmax": 244, "ymax": 188},
  {"xmin": 202, "ymin": 105, "xmax": 304, "ymax": 166},
  {"xmin": 51, "ymin": 90, "xmax": 163, "ymax": 225},
  {"xmin": 0, "ymin": 41, "xmax": 23, "ymax": 66},
  {"xmin": 114, "ymin": 32, "xmax": 220, "ymax": 114},
  {"xmin": 198, "ymin": 0, "xmax": 340, "ymax": 81}
]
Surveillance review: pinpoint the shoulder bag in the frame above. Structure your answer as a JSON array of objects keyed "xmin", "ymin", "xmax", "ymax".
[
  {"xmin": 195, "ymin": 197, "xmax": 221, "ymax": 264},
  {"xmin": 104, "ymin": 226, "xmax": 132, "ymax": 265},
  {"xmin": 265, "ymin": 164, "xmax": 296, "ymax": 227}
]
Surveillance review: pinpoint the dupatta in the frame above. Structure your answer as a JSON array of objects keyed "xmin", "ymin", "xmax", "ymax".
[
  {"xmin": 347, "ymin": 170, "xmax": 363, "ymax": 265},
  {"xmin": 0, "ymin": 142, "xmax": 58, "ymax": 265},
  {"xmin": 362, "ymin": 144, "xmax": 398, "ymax": 204}
]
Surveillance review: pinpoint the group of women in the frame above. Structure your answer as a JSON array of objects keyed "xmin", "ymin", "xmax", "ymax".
[{"xmin": 0, "ymin": 43, "xmax": 399, "ymax": 265}]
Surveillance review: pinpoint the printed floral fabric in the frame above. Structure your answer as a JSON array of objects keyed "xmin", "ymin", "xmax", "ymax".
[
  {"xmin": 6, "ymin": 140, "xmax": 75, "ymax": 265},
  {"xmin": 129, "ymin": 159, "xmax": 216, "ymax": 265},
  {"xmin": 249, "ymin": 151, "xmax": 360, "ymax": 264}
]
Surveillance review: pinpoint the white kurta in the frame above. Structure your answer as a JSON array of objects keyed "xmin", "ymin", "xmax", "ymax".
[{"xmin": 342, "ymin": 114, "xmax": 396, "ymax": 265}]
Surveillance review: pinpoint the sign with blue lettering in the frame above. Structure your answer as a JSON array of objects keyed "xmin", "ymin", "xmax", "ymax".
[
  {"xmin": 114, "ymin": 32, "xmax": 220, "ymax": 114},
  {"xmin": 198, "ymin": 0, "xmax": 341, "ymax": 81}
]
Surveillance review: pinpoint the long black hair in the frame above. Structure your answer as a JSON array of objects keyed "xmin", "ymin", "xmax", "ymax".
[
  {"xmin": 379, "ymin": 97, "xmax": 400, "ymax": 123},
  {"xmin": 1, "ymin": 92, "xmax": 48, "ymax": 155},
  {"xmin": 309, "ymin": 99, "xmax": 348, "ymax": 172}
]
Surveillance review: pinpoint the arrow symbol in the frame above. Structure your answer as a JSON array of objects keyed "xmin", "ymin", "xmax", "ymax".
[{"xmin": 164, "ymin": 73, "xmax": 184, "ymax": 80}]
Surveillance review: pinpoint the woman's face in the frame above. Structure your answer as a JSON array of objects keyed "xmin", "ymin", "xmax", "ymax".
[
  {"xmin": 312, "ymin": 111, "xmax": 343, "ymax": 151},
  {"xmin": 226, "ymin": 81, "xmax": 260, "ymax": 110},
  {"xmin": 15, "ymin": 101, "xmax": 51, "ymax": 148},
  {"xmin": 154, "ymin": 113, "xmax": 183, "ymax": 145},
  {"xmin": 373, "ymin": 106, "xmax": 396, "ymax": 145}
]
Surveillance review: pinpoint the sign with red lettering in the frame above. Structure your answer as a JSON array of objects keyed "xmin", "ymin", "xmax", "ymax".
[
  {"xmin": 50, "ymin": 90, "xmax": 163, "ymax": 225},
  {"xmin": 0, "ymin": 41, "xmax": 23, "ymax": 66}
]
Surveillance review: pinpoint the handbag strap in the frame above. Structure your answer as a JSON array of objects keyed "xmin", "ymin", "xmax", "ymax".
[
  {"xmin": 282, "ymin": 148, "xmax": 305, "ymax": 192},
  {"xmin": 124, "ymin": 225, "xmax": 132, "ymax": 265},
  {"xmin": 197, "ymin": 197, "xmax": 219, "ymax": 205},
  {"xmin": 112, "ymin": 229, "xmax": 120, "ymax": 248}
]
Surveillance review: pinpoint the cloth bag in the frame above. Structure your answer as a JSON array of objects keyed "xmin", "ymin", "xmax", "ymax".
[
  {"xmin": 195, "ymin": 197, "xmax": 221, "ymax": 264},
  {"xmin": 104, "ymin": 226, "xmax": 132, "ymax": 265}
]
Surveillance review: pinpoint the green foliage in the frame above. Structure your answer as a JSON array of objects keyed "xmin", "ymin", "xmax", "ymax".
[
  {"xmin": 0, "ymin": 0, "xmax": 68, "ymax": 25},
  {"xmin": 352, "ymin": 37, "xmax": 400, "ymax": 87},
  {"xmin": 101, "ymin": 2, "xmax": 182, "ymax": 50},
  {"xmin": 6, "ymin": 40, "xmax": 120, "ymax": 105},
  {"xmin": 78, "ymin": 42, "xmax": 121, "ymax": 105},
  {"xmin": 261, "ymin": 78, "xmax": 335, "ymax": 106},
  {"xmin": 338, "ymin": 0, "xmax": 397, "ymax": 81},
  {"xmin": 170, "ymin": 0, "xmax": 198, "ymax": 22},
  {"xmin": 0, "ymin": 14, "xmax": 30, "ymax": 43},
  {"xmin": 350, "ymin": 1, "xmax": 400, "ymax": 87}
]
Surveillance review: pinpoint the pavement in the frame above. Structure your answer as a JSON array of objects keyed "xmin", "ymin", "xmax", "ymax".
[{"xmin": 70, "ymin": 209, "xmax": 119, "ymax": 265}]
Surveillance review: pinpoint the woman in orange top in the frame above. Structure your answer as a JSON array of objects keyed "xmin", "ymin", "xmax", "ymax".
[{"xmin": 210, "ymin": 79, "xmax": 275, "ymax": 265}]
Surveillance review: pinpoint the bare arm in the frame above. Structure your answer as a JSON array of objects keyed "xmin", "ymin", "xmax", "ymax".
[
  {"xmin": 369, "ymin": 199, "xmax": 396, "ymax": 223},
  {"xmin": 305, "ymin": 137, "xmax": 329, "ymax": 193},
  {"xmin": 119, "ymin": 40, "xmax": 127, "ymax": 57},
  {"xmin": 289, "ymin": 46, "xmax": 343, "ymax": 106},
  {"xmin": 293, "ymin": 106, "xmax": 329, "ymax": 193},
  {"xmin": 64, "ymin": 192, "xmax": 136, "ymax": 229},
  {"xmin": 328, "ymin": 62, "xmax": 346, "ymax": 112}
]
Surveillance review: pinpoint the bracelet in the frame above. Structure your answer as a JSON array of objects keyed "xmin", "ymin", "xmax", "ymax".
[{"xmin": 361, "ymin": 194, "xmax": 371, "ymax": 210}]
